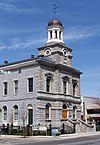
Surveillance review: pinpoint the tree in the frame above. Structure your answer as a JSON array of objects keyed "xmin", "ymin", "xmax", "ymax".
[{"xmin": 20, "ymin": 102, "xmax": 27, "ymax": 137}]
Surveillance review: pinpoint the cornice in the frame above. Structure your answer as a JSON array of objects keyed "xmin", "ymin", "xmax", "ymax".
[
  {"xmin": 37, "ymin": 91, "xmax": 81, "ymax": 104},
  {"xmin": 0, "ymin": 58, "xmax": 38, "ymax": 71},
  {"xmin": 38, "ymin": 43, "xmax": 72, "ymax": 52},
  {"xmin": 36, "ymin": 57, "xmax": 82, "ymax": 75}
]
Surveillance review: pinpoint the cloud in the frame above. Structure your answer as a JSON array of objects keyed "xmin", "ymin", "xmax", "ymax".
[
  {"xmin": 0, "ymin": 0, "xmax": 21, "ymax": 2},
  {"xmin": 0, "ymin": 28, "xmax": 34, "ymax": 36},
  {"xmin": 0, "ymin": 2, "xmax": 42, "ymax": 15},
  {"xmin": 1, "ymin": 24, "xmax": 100, "ymax": 51},
  {"xmin": 0, "ymin": 3, "xmax": 15, "ymax": 11},
  {"xmin": 0, "ymin": 36, "xmax": 46, "ymax": 50},
  {"xmin": 64, "ymin": 25, "xmax": 100, "ymax": 41}
]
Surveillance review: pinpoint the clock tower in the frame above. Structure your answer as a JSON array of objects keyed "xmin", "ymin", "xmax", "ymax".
[{"xmin": 38, "ymin": 18, "xmax": 72, "ymax": 67}]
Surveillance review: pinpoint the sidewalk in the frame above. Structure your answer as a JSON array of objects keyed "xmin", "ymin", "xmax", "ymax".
[
  {"xmin": 1, "ymin": 131, "xmax": 100, "ymax": 139},
  {"xmin": 60, "ymin": 131, "xmax": 100, "ymax": 138}
]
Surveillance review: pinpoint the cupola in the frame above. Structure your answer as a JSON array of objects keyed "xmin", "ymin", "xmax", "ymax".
[{"xmin": 46, "ymin": 18, "xmax": 64, "ymax": 45}]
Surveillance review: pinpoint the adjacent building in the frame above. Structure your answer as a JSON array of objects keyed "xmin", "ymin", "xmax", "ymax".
[{"xmin": 81, "ymin": 96, "xmax": 100, "ymax": 126}]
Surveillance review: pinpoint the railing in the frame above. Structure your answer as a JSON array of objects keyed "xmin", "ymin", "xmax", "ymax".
[
  {"xmin": 65, "ymin": 119, "xmax": 74, "ymax": 128},
  {"xmin": 78, "ymin": 119, "xmax": 95, "ymax": 133},
  {"xmin": 61, "ymin": 118, "xmax": 95, "ymax": 133},
  {"xmin": 60, "ymin": 119, "xmax": 75, "ymax": 134}
]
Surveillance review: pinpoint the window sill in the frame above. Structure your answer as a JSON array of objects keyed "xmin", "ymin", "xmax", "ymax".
[
  {"xmin": 27, "ymin": 92, "xmax": 33, "ymax": 94},
  {"xmin": 14, "ymin": 94, "xmax": 18, "ymax": 96},
  {"xmin": 3, "ymin": 95, "xmax": 7, "ymax": 97},
  {"xmin": 61, "ymin": 118, "xmax": 68, "ymax": 121},
  {"xmin": 45, "ymin": 119, "xmax": 51, "ymax": 122}
]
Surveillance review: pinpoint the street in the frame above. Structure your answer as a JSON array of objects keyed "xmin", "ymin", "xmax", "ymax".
[{"xmin": 0, "ymin": 134, "xmax": 100, "ymax": 145}]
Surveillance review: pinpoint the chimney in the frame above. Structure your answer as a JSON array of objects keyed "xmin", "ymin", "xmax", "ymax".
[
  {"xmin": 4, "ymin": 61, "xmax": 8, "ymax": 64},
  {"xmin": 31, "ymin": 55, "xmax": 34, "ymax": 58}
]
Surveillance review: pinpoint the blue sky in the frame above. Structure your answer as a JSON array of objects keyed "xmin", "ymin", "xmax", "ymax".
[{"xmin": 0, "ymin": 0, "xmax": 100, "ymax": 97}]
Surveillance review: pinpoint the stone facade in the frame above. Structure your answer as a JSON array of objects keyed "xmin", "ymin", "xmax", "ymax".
[{"xmin": 0, "ymin": 18, "xmax": 82, "ymax": 130}]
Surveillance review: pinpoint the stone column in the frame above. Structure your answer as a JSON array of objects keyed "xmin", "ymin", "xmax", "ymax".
[
  {"xmin": 75, "ymin": 121, "xmax": 80, "ymax": 133},
  {"xmin": 92, "ymin": 120, "xmax": 96, "ymax": 132}
]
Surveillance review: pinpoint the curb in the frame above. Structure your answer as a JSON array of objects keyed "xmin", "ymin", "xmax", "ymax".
[{"xmin": 1, "ymin": 131, "xmax": 100, "ymax": 139}]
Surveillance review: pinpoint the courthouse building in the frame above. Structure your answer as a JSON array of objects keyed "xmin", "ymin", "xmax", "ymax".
[{"xmin": 0, "ymin": 18, "xmax": 82, "ymax": 129}]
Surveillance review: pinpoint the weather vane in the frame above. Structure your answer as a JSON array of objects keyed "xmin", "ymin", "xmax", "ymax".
[{"xmin": 53, "ymin": 4, "xmax": 58, "ymax": 18}]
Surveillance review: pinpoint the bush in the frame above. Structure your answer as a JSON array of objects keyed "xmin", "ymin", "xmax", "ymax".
[
  {"xmin": 32, "ymin": 130, "xmax": 46, "ymax": 136},
  {"xmin": 96, "ymin": 126, "xmax": 100, "ymax": 131}
]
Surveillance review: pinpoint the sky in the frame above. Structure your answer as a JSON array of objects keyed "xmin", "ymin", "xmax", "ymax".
[{"xmin": 0, "ymin": 0, "xmax": 100, "ymax": 97}]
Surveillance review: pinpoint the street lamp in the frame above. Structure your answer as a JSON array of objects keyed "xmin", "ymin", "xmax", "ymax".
[
  {"xmin": 45, "ymin": 120, "xmax": 47, "ymax": 136},
  {"xmin": 49, "ymin": 123, "xmax": 52, "ymax": 136},
  {"xmin": 38, "ymin": 123, "xmax": 40, "ymax": 135}
]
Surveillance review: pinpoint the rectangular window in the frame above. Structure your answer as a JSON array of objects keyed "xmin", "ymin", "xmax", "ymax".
[
  {"xmin": 14, "ymin": 80, "xmax": 18, "ymax": 95},
  {"xmin": 62, "ymin": 77, "xmax": 69, "ymax": 95},
  {"xmin": 46, "ymin": 78, "xmax": 50, "ymax": 92},
  {"xmin": 87, "ymin": 109, "xmax": 100, "ymax": 114},
  {"xmin": 72, "ymin": 80, "xmax": 77, "ymax": 96},
  {"xmin": 55, "ymin": 30, "xmax": 57, "ymax": 38},
  {"xmin": 28, "ymin": 78, "xmax": 33, "ymax": 92},
  {"xmin": 63, "ymin": 81, "xmax": 68, "ymax": 95},
  {"xmin": 50, "ymin": 31, "xmax": 52, "ymax": 39},
  {"xmin": 59, "ymin": 31, "xmax": 61, "ymax": 39},
  {"xmin": 28, "ymin": 109, "xmax": 33, "ymax": 125},
  {"xmin": 63, "ymin": 81, "xmax": 67, "ymax": 94},
  {"xmin": 3, "ymin": 82, "xmax": 7, "ymax": 95},
  {"xmin": 73, "ymin": 84, "xmax": 76, "ymax": 96}
]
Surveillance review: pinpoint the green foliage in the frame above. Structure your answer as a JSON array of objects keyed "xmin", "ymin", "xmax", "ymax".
[
  {"xmin": 33, "ymin": 130, "xmax": 46, "ymax": 136},
  {"xmin": 96, "ymin": 126, "xmax": 100, "ymax": 131}
]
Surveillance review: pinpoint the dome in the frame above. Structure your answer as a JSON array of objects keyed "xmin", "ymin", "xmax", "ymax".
[{"xmin": 48, "ymin": 18, "xmax": 63, "ymax": 27}]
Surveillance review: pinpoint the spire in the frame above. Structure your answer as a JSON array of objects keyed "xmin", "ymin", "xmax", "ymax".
[{"xmin": 53, "ymin": 4, "xmax": 58, "ymax": 18}]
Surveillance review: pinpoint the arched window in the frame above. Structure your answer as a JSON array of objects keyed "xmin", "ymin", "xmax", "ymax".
[
  {"xmin": 45, "ymin": 73, "xmax": 53, "ymax": 92},
  {"xmin": 2, "ymin": 106, "xmax": 7, "ymax": 121},
  {"xmin": 62, "ymin": 76, "xmax": 70, "ymax": 95},
  {"xmin": 27, "ymin": 104, "xmax": 33, "ymax": 125},
  {"xmin": 62, "ymin": 104, "xmax": 67, "ymax": 119},
  {"xmin": 13, "ymin": 105, "xmax": 18, "ymax": 121},
  {"xmin": 72, "ymin": 80, "xmax": 78, "ymax": 96},
  {"xmin": 45, "ymin": 103, "xmax": 51, "ymax": 120}
]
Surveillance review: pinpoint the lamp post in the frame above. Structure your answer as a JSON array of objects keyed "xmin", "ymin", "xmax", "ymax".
[
  {"xmin": 49, "ymin": 123, "xmax": 52, "ymax": 136},
  {"xmin": 45, "ymin": 120, "xmax": 47, "ymax": 136},
  {"xmin": 38, "ymin": 123, "xmax": 40, "ymax": 135},
  {"xmin": 62, "ymin": 123, "xmax": 65, "ymax": 134}
]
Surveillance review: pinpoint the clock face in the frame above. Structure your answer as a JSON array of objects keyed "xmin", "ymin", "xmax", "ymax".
[
  {"xmin": 62, "ymin": 48, "xmax": 68, "ymax": 57},
  {"xmin": 44, "ymin": 48, "xmax": 51, "ymax": 56}
]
